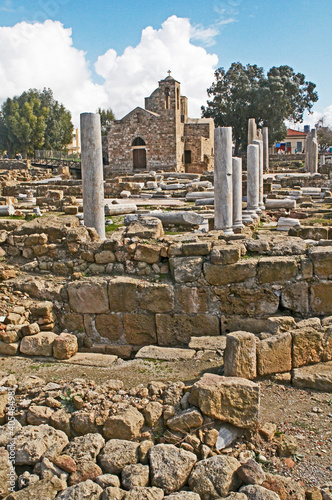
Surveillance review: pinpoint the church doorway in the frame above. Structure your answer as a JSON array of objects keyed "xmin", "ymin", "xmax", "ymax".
[{"xmin": 132, "ymin": 137, "xmax": 147, "ymax": 169}]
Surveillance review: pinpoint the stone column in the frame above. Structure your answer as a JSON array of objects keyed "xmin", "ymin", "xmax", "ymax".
[
  {"xmin": 248, "ymin": 118, "xmax": 257, "ymax": 146},
  {"xmin": 253, "ymin": 139, "xmax": 264, "ymax": 210},
  {"xmin": 214, "ymin": 127, "xmax": 233, "ymax": 234},
  {"xmin": 320, "ymin": 155, "xmax": 325, "ymax": 167},
  {"xmin": 305, "ymin": 133, "xmax": 312, "ymax": 172},
  {"xmin": 246, "ymin": 143, "xmax": 260, "ymax": 218},
  {"xmin": 232, "ymin": 157, "xmax": 244, "ymax": 228},
  {"xmin": 80, "ymin": 112, "xmax": 106, "ymax": 239},
  {"xmin": 262, "ymin": 127, "xmax": 269, "ymax": 172},
  {"xmin": 310, "ymin": 129, "xmax": 318, "ymax": 174}
]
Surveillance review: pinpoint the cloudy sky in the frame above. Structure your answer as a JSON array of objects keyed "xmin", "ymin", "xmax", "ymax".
[{"xmin": 0, "ymin": 0, "xmax": 331, "ymax": 128}]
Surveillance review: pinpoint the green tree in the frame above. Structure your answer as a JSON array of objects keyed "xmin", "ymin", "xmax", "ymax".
[
  {"xmin": 316, "ymin": 119, "xmax": 332, "ymax": 153},
  {"xmin": 40, "ymin": 88, "xmax": 74, "ymax": 150},
  {"xmin": 202, "ymin": 63, "xmax": 318, "ymax": 155},
  {"xmin": 97, "ymin": 107, "xmax": 115, "ymax": 136}
]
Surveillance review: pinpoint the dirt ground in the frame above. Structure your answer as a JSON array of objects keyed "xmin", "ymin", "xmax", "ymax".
[{"xmin": 0, "ymin": 353, "xmax": 331, "ymax": 488}]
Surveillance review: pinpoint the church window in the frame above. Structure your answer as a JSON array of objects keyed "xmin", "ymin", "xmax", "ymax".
[{"xmin": 165, "ymin": 87, "xmax": 170, "ymax": 110}]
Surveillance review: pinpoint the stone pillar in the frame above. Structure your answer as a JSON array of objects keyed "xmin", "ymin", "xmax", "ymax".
[
  {"xmin": 262, "ymin": 127, "xmax": 269, "ymax": 172},
  {"xmin": 310, "ymin": 129, "xmax": 318, "ymax": 174},
  {"xmin": 214, "ymin": 127, "xmax": 233, "ymax": 234},
  {"xmin": 246, "ymin": 143, "xmax": 260, "ymax": 218},
  {"xmin": 253, "ymin": 139, "xmax": 264, "ymax": 210},
  {"xmin": 232, "ymin": 157, "xmax": 244, "ymax": 229},
  {"xmin": 305, "ymin": 133, "xmax": 312, "ymax": 172},
  {"xmin": 320, "ymin": 155, "xmax": 325, "ymax": 167},
  {"xmin": 248, "ymin": 118, "xmax": 257, "ymax": 146},
  {"xmin": 80, "ymin": 112, "xmax": 106, "ymax": 239}
]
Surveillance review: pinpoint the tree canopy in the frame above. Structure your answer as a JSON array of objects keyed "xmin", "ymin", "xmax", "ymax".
[
  {"xmin": 202, "ymin": 62, "xmax": 318, "ymax": 155},
  {"xmin": 97, "ymin": 107, "xmax": 115, "ymax": 136},
  {"xmin": 316, "ymin": 118, "xmax": 332, "ymax": 153},
  {"xmin": 0, "ymin": 88, "xmax": 73, "ymax": 157}
]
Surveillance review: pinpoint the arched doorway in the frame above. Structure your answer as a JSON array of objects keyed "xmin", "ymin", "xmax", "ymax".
[{"xmin": 132, "ymin": 137, "xmax": 147, "ymax": 169}]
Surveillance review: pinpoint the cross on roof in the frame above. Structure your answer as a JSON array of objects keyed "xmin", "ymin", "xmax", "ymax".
[{"xmin": 167, "ymin": 70, "xmax": 172, "ymax": 77}]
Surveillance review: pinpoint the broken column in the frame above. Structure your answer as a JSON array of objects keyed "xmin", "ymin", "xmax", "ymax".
[
  {"xmin": 247, "ymin": 118, "xmax": 257, "ymax": 146},
  {"xmin": 262, "ymin": 126, "xmax": 269, "ymax": 172},
  {"xmin": 80, "ymin": 112, "xmax": 105, "ymax": 239},
  {"xmin": 246, "ymin": 143, "xmax": 260, "ymax": 218},
  {"xmin": 253, "ymin": 139, "xmax": 264, "ymax": 210},
  {"xmin": 214, "ymin": 127, "xmax": 233, "ymax": 234},
  {"xmin": 232, "ymin": 157, "xmax": 244, "ymax": 229},
  {"xmin": 310, "ymin": 129, "xmax": 318, "ymax": 174}
]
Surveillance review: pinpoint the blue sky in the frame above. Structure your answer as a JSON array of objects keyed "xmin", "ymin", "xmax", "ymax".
[{"xmin": 0, "ymin": 0, "xmax": 331, "ymax": 126}]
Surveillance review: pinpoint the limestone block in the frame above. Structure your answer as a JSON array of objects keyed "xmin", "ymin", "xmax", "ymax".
[
  {"xmin": 309, "ymin": 247, "xmax": 332, "ymax": 279},
  {"xmin": 123, "ymin": 314, "xmax": 157, "ymax": 345},
  {"xmin": 27, "ymin": 405, "xmax": 53, "ymax": 425},
  {"xmin": 133, "ymin": 243, "xmax": 161, "ymax": 264},
  {"xmin": 262, "ymin": 473, "xmax": 306, "ymax": 500},
  {"xmin": 67, "ymin": 280, "xmax": 109, "ymax": 314},
  {"xmin": 257, "ymin": 332, "xmax": 292, "ymax": 376},
  {"xmin": 189, "ymin": 373, "xmax": 260, "ymax": 428},
  {"xmin": 257, "ymin": 256, "xmax": 298, "ymax": 284},
  {"xmin": 167, "ymin": 408, "xmax": 204, "ymax": 432},
  {"xmin": 204, "ymin": 260, "xmax": 257, "ymax": 286},
  {"xmin": 64, "ymin": 433, "xmax": 105, "ymax": 463},
  {"xmin": 136, "ymin": 345, "xmax": 195, "ymax": 361},
  {"xmin": 137, "ymin": 283, "xmax": 174, "ymax": 313},
  {"xmin": 55, "ymin": 479, "xmax": 103, "ymax": 500},
  {"xmin": 239, "ymin": 484, "xmax": 280, "ymax": 499},
  {"xmin": 21, "ymin": 322, "xmax": 40, "ymax": 336},
  {"xmin": 311, "ymin": 282, "xmax": 332, "ymax": 315},
  {"xmin": 53, "ymin": 333, "xmax": 78, "ymax": 360},
  {"xmin": 0, "ymin": 340, "xmax": 19, "ymax": 355},
  {"xmin": 20, "ymin": 332, "xmax": 58, "ymax": 356},
  {"xmin": 281, "ymin": 282, "xmax": 309, "ymax": 315},
  {"xmin": 292, "ymin": 361, "xmax": 332, "ymax": 391},
  {"xmin": 108, "ymin": 277, "xmax": 138, "ymax": 312},
  {"xmin": 14, "ymin": 424, "xmax": 68, "ymax": 465},
  {"xmin": 95, "ymin": 313, "xmax": 124, "ymax": 342},
  {"xmin": 182, "ymin": 242, "xmax": 211, "ymax": 256},
  {"xmin": 188, "ymin": 455, "xmax": 241, "ymax": 498},
  {"xmin": 103, "ymin": 406, "xmax": 144, "ymax": 441},
  {"xmin": 98, "ymin": 439, "xmax": 139, "ymax": 474},
  {"xmin": 125, "ymin": 217, "xmax": 164, "ymax": 239},
  {"xmin": 216, "ymin": 285, "xmax": 279, "ymax": 317},
  {"xmin": 292, "ymin": 327, "xmax": 324, "ymax": 368},
  {"xmin": 169, "ymin": 256, "xmax": 203, "ymax": 283},
  {"xmin": 175, "ymin": 287, "xmax": 208, "ymax": 313},
  {"xmin": 5, "ymin": 476, "xmax": 65, "ymax": 500},
  {"xmin": 143, "ymin": 401, "xmax": 163, "ymax": 427},
  {"xmin": 61, "ymin": 313, "xmax": 84, "ymax": 332},
  {"xmin": 323, "ymin": 327, "xmax": 332, "ymax": 362},
  {"xmin": 156, "ymin": 314, "xmax": 219, "ymax": 347},
  {"xmin": 210, "ymin": 245, "xmax": 241, "ymax": 265},
  {"xmin": 121, "ymin": 463, "xmax": 150, "ymax": 490},
  {"xmin": 95, "ymin": 250, "xmax": 115, "ymax": 264},
  {"xmin": 224, "ymin": 331, "xmax": 257, "ymax": 379}
]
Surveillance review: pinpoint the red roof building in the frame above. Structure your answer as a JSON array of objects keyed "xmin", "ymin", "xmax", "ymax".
[{"xmin": 275, "ymin": 128, "xmax": 307, "ymax": 154}]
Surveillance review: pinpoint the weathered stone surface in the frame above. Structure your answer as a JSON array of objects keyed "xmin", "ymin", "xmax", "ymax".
[
  {"xmin": 189, "ymin": 373, "xmax": 260, "ymax": 428},
  {"xmin": 292, "ymin": 327, "xmax": 324, "ymax": 368},
  {"xmin": 64, "ymin": 433, "xmax": 105, "ymax": 463},
  {"xmin": 5, "ymin": 476, "xmax": 64, "ymax": 500},
  {"xmin": 281, "ymin": 282, "xmax": 309, "ymax": 316},
  {"xmin": 188, "ymin": 455, "xmax": 241, "ymax": 499},
  {"xmin": 0, "ymin": 419, "xmax": 21, "ymax": 447},
  {"xmin": 95, "ymin": 313, "xmax": 124, "ymax": 342},
  {"xmin": 53, "ymin": 333, "xmax": 78, "ymax": 360},
  {"xmin": 134, "ymin": 243, "xmax": 161, "ymax": 264},
  {"xmin": 236, "ymin": 458, "xmax": 266, "ymax": 485},
  {"xmin": 188, "ymin": 336, "xmax": 226, "ymax": 351},
  {"xmin": 156, "ymin": 314, "xmax": 219, "ymax": 347},
  {"xmin": 121, "ymin": 463, "xmax": 150, "ymax": 489},
  {"xmin": 210, "ymin": 245, "xmax": 241, "ymax": 265},
  {"xmin": 49, "ymin": 409, "xmax": 71, "ymax": 436},
  {"xmin": 95, "ymin": 250, "xmax": 116, "ymax": 264},
  {"xmin": 56, "ymin": 479, "xmax": 103, "ymax": 499},
  {"xmin": 0, "ymin": 447, "xmax": 11, "ymax": 498},
  {"xmin": 126, "ymin": 217, "xmax": 164, "ymax": 239},
  {"xmin": 21, "ymin": 322, "xmax": 40, "ymax": 337},
  {"xmin": 142, "ymin": 401, "xmax": 163, "ymax": 427},
  {"xmin": 262, "ymin": 473, "xmax": 306, "ymax": 500},
  {"xmin": 224, "ymin": 331, "xmax": 257, "ymax": 379},
  {"xmin": 164, "ymin": 494, "xmax": 200, "ymax": 500},
  {"xmin": 14, "ymin": 424, "xmax": 68, "ymax": 465},
  {"xmin": 123, "ymin": 313, "xmax": 157, "ymax": 345},
  {"xmin": 309, "ymin": 247, "xmax": 332, "ymax": 279},
  {"xmin": 150, "ymin": 444, "xmax": 197, "ymax": 494},
  {"xmin": 292, "ymin": 361, "xmax": 332, "ymax": 391},
  {"xmin": 68, "ymin": 460, "xmax": 102, "ymax": 486},
  {"xmin": 26, "ymin": 405, "xmax": 53, "ymax": 425},
  {"xmin": 170, "ymin": 256, "xmax": 203, "ymax": 283},
  {"xmin": 257, "ymin": 332, "xmax": 292, "ymax": 376},
  {"xmin": 323, "ymin": 328, "xmax": 332, "ymax": 362},
  {"xmin": 276, "ymin": 434, "xmax": 298, "ymax": 457},
  {"xmin": 102, "ymin": 486, "xmax": 126, "ymax": 499},
  {"xmin": 123, "ymin": 486, "xmax": 164, "ymax": 500},
  {"xmin": 71, "ymin": 410, "xmax": 98, "ymax": 435},
  {"xmin": 163, "ymin": 381, "xmax": 185, "ymax": 406},
  {"xmin": 216, "ymin": 285, "xmax": 279, "ymax": 317},
  {"xmin": 68, "ymin": 280, "xmax": 109, "ymax": 314},
  {"xmin": 52, "ymin": 454, "xmax": 76, "ymax": 473},
  {"xmin": 175, "ymin": 287, "xmax": 208, "ymax": 313},
  {"xmin": 136, "ymin": 346, "xmax": 195, "ymax": 361},
  {"xmin": 20, "ymin": 332, "xmax": 57, "ymax": 356},
  {"xmin": 138, "ymin": 283, "xmax": 174, "ymax": 313},
  {"xmin": 103, "ymin": 406, "xmax": 144, "ymax": 440},
  {"xmin": 0, "ymin": 340, "xmax": 19, "ymax": 355},
  {"xmin": 239, "ymin": 484, "xmax": 280, "ymax": 499},
  {"xmin": 167, "ymin": 408, "xmax": 204, "ymax": 432},
  {"xmin": 108, "ymin": 278, "xmax": 137, "ymax": 312},
  {"xmin": 98, "ymin": 439, "xmax": 139, "ymax": 474},
  {"xmin": 310, "ymin": 282, "xmax": 332, "ymax": 316},
  {"xmin": 257, "ymin": 256, "xmax": 298, "ymax": 284},
  {"xmin": 95, "ymin": 474, "xmax": 120, "ymax": 489},
  {"xmin": 204, "ymin": 260, "xmax": 257, "ymax": 286}
]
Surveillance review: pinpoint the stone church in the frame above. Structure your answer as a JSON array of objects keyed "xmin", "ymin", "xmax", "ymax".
[{"xmin": 106, "ymin": 73, "xmax": 214, "ymax": 174}]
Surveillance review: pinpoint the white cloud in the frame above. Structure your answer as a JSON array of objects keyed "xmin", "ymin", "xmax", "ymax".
[
  {"xmin": 288, "ymin": 106, "xmax": 332, "ymax": 131},
  {"xmin": 95, "ymin": 15, "xmax": 219, "ymax": 119}
]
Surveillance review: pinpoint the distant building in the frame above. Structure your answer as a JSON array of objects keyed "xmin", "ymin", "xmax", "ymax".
[
  {"xmin": 106, "ymin": 73, "xmax": 214, "ymax": 174},
  {"xmin": 275, "ymin": 128, "xmax": 307, "ymax": 154},
  {"xmin": 67, "ymin": 128, "xmax": 81, "ymax": 155}
]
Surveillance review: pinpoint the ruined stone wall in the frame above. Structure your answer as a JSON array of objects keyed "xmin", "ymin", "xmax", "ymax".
[{"xmin": 184, "ymin": 121, "xmax": 214, "ymax": 173}]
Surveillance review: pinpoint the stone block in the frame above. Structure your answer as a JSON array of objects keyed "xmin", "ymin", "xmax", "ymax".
[
  {"xmin": 103, "ymin": 406, "xmax": 144, "ymax": 441},
  {"xmin": 310, "ymin": 282, "xmax": 332, "ymax": 315},
  {"xmin": 133, "ymin": 244, "xmax": 161, "ymax": 264},
  {"xmin": 137, "ymin": 283, "xmax": 174, "ymax": 313},
  {"xmin": 210, "ymin": 245, "xmax": 241, "ymax": 265},
  {"xmin": 257, "ymin": 332, "xmax": 292, "ymax": 376},
  {"xmin": 257, "ymin": 257, "xmax": 298, "ymax": 284},
  {"xmin": 216, "ymin": 286, "xmax": 279, "ymax": 317},
  {"xmin": 123, "ymin": 314, "xmax": 157, "ymax": 345},
  {"xmin": 224, "ymin": 331, "xmax": 257, "ymax": 379},
  {"xmin": 182, "ymin": 242, "xmax": 211, "ymax": 256},
  {"xmin": 170, "ymin": 257, "xmax": 203, "ymax": 283},
  {"xmin": 204, "ymin": 260, "xmax": 257, "ymax": 286},
  {"xmin": 281, "ymin": 282, "xmax": 309, "ymax": 315},
  {"xmin": 292, "ymin": 361, "xmax": 332, "ymax": 391},
  {"xmin": 95, "ymin": 250, "xmax": 115, "ymax": 264},
  {"xmin": 30, "ymin": 301, "xmax": 53, "ymax": 317},
  {"xmin": 189, "ymin": 373, "xmax": 260, "ymax": 428},
  {"xmin": 108, "ymin": 277, "xmax": 138, "ymax": 312},
  {"xmin": 292, "ymin": 327, "xmax": 324, "ymax": 368},
  {"xmin": 125, "ymin": 217, "xmax": 164, "ymax": 239},
  {"xmin": 0, "ymin": 340, "xmax": 19, "ymax": 355},
  {"xmin": 156, "ymin": 314, "xmax": 220, "ymax": 347},
  {"xmin": 309, "ymin": 247, "xmax": 332, "ymax": 279},
  {"xmin": 68, "ymin": 280, "xmax": 109, "ymax": 314},
  {"xmin": 95, "ymin": 313, "xmax": 124, "ymax": 342},
  {"xmin": 175, "ymin": 287, "xmax": 208, "ymax": 313},
  {"xmin": 135, "ymin": 345, "xmax": 195, "ymax": 361},
  {"xmin": 20, "ymin": 332, "xmax": 58, "ymax": 356},
  {"xmin": 322, "ymin": 327, "xmax": 332, "ymax": 362},
  {"xmin": 53, "ymin": 333, "xmax": 78, "ymax": 360},
  {"xmin": 61, "ymin": 314, "xmax": 84, "ymax": 332}
]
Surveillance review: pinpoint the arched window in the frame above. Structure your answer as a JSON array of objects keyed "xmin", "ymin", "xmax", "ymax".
[
  {"xmin": 132, "ymin": 137, "xmax": 146, "ymax": 146},
  {"xmin": 165, "ymin": 87, "xmax": 170, "ymax": 110}
]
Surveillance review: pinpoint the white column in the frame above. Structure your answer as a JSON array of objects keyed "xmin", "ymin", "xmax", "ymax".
[
  {"xmin": 248, "ymin": 118, "xmax": 257, "ymax": 145},
  {"xmin": 214, "ymin": 127, "xmax": 233, "ymax": 234},
  {"xmin": 253, "ymin": 139, "xmax": 264, "ymax": 210},
  {"xmin": 232, "ymin": 157, "xmax": 244, "ymax": 228},
  {"xmin": 263, "ymin": 127, "xmax": 269, "ymax": 172},
  {"xmin": 246, "ymin": 143, "xmax": 260, "ymax": 218},
  {"xmin": 80, "ymin": 112, "xmax": 106, "ymax": 239}
]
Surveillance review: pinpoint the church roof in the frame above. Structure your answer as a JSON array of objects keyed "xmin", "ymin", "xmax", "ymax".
[{"xmin": 120, "ymin": 106, "xmax": 159, "ymax": 121}]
